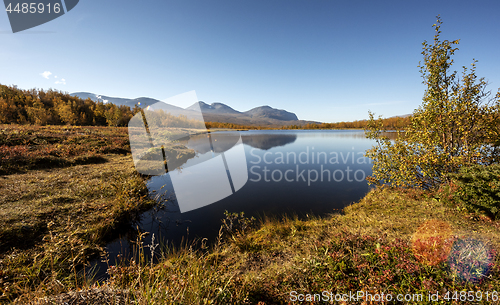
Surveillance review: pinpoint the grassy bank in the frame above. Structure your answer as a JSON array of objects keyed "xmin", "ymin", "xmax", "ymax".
[
  {"xmin": 0, "ymin": 125, "xmax": 170, "ymax": 301},
  {"xmin": 0, "ymin": 154, "xmax": 155, "ymax": 298},
  {"xmin": 77, "ymin": 186, "xmax": 495, "ymax": 305},
  {"xmin": 2, "ymin": 125, "xmax": 500, "ymax": 304},
  {"xmin": 22, "ymin": 186, "xmax": 500, "ymax": 304}
]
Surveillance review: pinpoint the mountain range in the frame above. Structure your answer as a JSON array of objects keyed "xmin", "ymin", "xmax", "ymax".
[{"xmin": 71, "ymin": 92, "xmax": 317, "ymax": 126}]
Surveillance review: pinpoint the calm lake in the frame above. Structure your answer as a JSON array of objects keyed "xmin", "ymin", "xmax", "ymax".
[{"xmin": 94, "ymin": 130, "xmax": 379, "ymax": 277}]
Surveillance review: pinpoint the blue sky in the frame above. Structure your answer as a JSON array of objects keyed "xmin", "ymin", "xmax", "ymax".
[{"xmin": 1, "ymin": 0, "xmax": 499, "ymax": 122}]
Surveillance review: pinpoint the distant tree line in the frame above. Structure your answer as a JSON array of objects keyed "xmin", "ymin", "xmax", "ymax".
[
  {"xmin": 205, "ymin": 117, "xmax": 411, "ymax": 130},
  {"xmin": 0, "ymin": 84, "xmax": 140, "ymax": 126},
  {"xmin": 284, "ymin": 116, "xmax": 411, "ymax": 130},
  {"xmin": 0, "ymin": 83, "xmax": 413, "ymax": 130},
  {"xmin": 205, "ymin": 121, "xmax": 272, "ymax": 130}
]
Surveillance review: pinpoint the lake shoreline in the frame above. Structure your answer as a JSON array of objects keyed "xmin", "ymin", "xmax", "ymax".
[
  {"xmin": 21, "ymin": 184, "xmax": 500, "ymax": 304},
  {"xmin": 2, "ymin": 125, "xmax": 500, "ymax": 304},
  {"xmin": 0, "ymin": 125, "xmax": 157, "ymax": 301}
]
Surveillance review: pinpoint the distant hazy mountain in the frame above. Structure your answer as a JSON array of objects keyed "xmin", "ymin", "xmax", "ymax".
[
  {"xmin": 211, "ymin": 102, "xmax": 241, "ymax": 114},
  {"xmin": 187, "ymin": 101, "xmax": 241, "ymax": 115},
  {"xmin": 186, "ymin": 101, "xmax": 303, "ymax": 126},
  {"xmin": 70, "ymin": 92, "xmax": 309, "ymax": 126},
  {"xmin": 186, "ymin": 102, "xmax": 299, "ymax": 121},
  {"xmin": 244, "ymin": 105, "xmax": 298, "ymax": 121},
  {"xmin": 388, "ymin": 114, "xmax": 412, "ymax": 119},
  {"xmin": 71, "ymin": 92, "xmax": 160, "ymax": 108}
]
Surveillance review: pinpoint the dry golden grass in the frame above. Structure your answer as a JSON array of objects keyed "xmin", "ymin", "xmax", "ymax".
[
  {"xmin": 0, "ymin": 154, "xmax": 149, "ymax": 249},
  {"xmin": 3, "ymin": 125, "xmax": 500, "ymax": 304},
  {"xmin": 0, "ymin": 125, "xmax": 161, "ymax": 302},
  {"xmin": 88, "ymin": 187, "xmax": 500, "ymax": 304}
]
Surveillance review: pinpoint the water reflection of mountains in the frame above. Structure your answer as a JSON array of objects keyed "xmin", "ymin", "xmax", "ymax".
[
  {"xmin": 181, "ymin": 132, "xmax": 298, "ymax": 153},
  {"xmin": 184, "ymin": 131, "xmax": 400, "ymax": 153},
  {"xmin": 241, "ymin": 134, "xmax": 297, "ymax": 150}
]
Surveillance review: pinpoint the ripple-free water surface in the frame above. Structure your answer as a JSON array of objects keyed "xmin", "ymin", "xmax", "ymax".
[{"xmin": 92, "ymin": 130, "xmax": 378, "ymax": 279}]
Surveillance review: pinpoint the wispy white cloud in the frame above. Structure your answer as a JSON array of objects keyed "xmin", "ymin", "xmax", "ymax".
[
  {"xmin": 40, "ymin": 71, "xmax": 52, "ymax": 79},
  {"xmin": 55, "ymin": 78, "xmax": 66, "ymax": 85}
]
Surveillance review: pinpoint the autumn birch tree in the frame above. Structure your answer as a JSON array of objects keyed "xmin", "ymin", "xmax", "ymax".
[{"xmin": 365, "ymin": 16, "xmax": 500, "ymax": 189}]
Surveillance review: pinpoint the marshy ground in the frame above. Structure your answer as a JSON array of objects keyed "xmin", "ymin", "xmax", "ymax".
[{"xmin": 1, "ymin": 125, "xmax": 500, "ymax": 304}]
